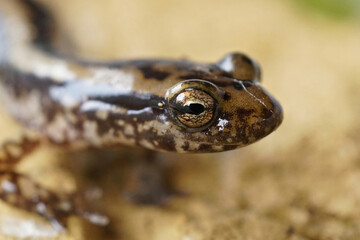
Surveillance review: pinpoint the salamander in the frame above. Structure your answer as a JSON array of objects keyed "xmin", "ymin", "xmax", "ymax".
[{"xmin": 0, "ymin": 0, "xmax": 283, "ymax": 231}]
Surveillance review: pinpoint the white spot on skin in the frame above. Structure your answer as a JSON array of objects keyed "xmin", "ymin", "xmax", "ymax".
[
  {"xmin": 212, "ymin": 145, "xmax": 224, "ymax": 151},
  {"xmin": 59, "ymin": 201, "xmax": 72, "ymax": 212},
  {"xmin": 127, "ymin": 107, "xmax": 153, "ymax": 116},
  {"xmin": 82, "ymin": 121, "xmax": 136, "ymax": 147},
  {"xmin": 50, "ymin": 78, "xmax": 134, "ymax": 108},
  {"xmin": 83, "ymin": 121, "xmax": 102, "ymax": 146},
  {"xmin": 0, "ymin": 87, "xmax": 46, "ymax": 129},
  {"xmin": 81, "ymin": 101, "xmax": 106, "ymax": 113},
  {"xmin": 2, "ymin": 180, "xmax": 17, "ymax": 193},
  {"xmin": 36, "ymin": 203, "xmax": 47, "ymax": 214},
  {"xmin": 58, "ymin": 95, "xmax": 78, "ymax": 107},
  {"xmin": 0, "ymin": 216, "xmax": 58, "ymax": 239},
  {"xmin": 189, "ymin": 142, "xmax": 201, "ymax": 152},
  {"xmin": 124, "ymin": 124, "xmax": 134, "ymax": 136},
  {"xmin": 117, "ymin": 131, "xmax": 136, "ymax": 145},
  {"xmin": 80, "ymin": 100, "xmax": 125, "ymax": 115},
  {"xmin": 217, "ymin": 118, "xmax": 229, "ymax": 131},
  {"xmin": 31, "ymin": 61, "xmax": 76, "ymax": 81},
  {"xmin": 10, "ymin": 46, "xmax": 77, "ymax": 83},
  {"xmin": 158, "ymin": 114, "xmax": 167, "ymax": 122},
  {"xmin": 65, "ymin": 111, "xmax": 78, "ymax": 123},
  {"xmin": 95, "ymin": 110, "xmax": 109, "ymax": 120},
  {"xmin": 91, "ymin": 68, "xmax": 134, "ymax": 91},
  {"xmin": 139, "ymin": 139, "xmax": 154, "ymax": 149},
  {"xmin": 138, "ymin": 123, "xmax": 151, "ymax": 133},
  {"xmin": 174, "ymin": 137, "xmax": 186, "ymax": 152},
  {"xmin": 6, "ymin": 25, "xmax": 76, "ymax": 82},
  {"xmin": 137, "ymin": 125, "xmax": 143, "ymax": 133},
  {"xmin": 117, "ymin": 120, "xmax": 125, "ymax": 126},
  {"xmin": 82, "ymin": 212, "xmax": 109, "ymax": 226},
  {"xmin": 45, "ymin": 114, "xmax": 79, "ymax": 143}
]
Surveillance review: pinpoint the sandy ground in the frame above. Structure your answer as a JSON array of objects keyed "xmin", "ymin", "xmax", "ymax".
[{"xmin": 0, "ymin": 0, "xmax": 360, "ymax": 239}]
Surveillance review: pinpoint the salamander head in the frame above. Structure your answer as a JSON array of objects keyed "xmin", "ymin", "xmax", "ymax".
[
  {"xmin": 162, "ymin": 53, "xmax": 283, "ymax": 152},
  {"xmin": 74, "ymin": 53, "xmax": 282, "ymax": 153}
]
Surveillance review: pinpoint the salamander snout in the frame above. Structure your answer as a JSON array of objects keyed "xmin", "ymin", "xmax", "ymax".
[{"xmin": 211, "ymin": 80, "xmax": 283, "ymax": 150}]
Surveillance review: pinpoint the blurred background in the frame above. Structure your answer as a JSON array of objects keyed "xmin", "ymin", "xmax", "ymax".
[{"xmin": 0, "ymin": 0, "xmax": 360, "ymax": 239}]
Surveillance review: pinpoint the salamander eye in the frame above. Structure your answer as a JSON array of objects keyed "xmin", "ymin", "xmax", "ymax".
[
  {"xmin": 171, "ymin": 89, "xmax": 215, "ymax": 128},
  {"xmin": 166, "ymin": 79, "xmax": 224, "ymax": 130}
]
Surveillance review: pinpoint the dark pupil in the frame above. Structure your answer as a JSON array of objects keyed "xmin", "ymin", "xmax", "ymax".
[{"xmin": 186, "ymin": 103, "xmax": 205, "ymax": 115}]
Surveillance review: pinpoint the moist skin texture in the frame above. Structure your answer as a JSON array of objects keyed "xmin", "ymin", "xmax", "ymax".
[
  {"xmin": 0, "ymin": 0, "xmax": 283, "ymax": 232},
  {"xmin": 0, "ymin": 0, "xmax": 282, "ymax": 153}
]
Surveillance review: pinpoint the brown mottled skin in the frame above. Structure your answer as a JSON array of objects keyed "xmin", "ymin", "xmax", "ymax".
[{"xmin": 0, "ymin": 0, "xmax": 283, "ymax": 231}]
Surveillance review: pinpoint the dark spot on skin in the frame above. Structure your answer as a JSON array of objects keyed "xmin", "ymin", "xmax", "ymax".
[
  {"xmin": 140, "ymin": 65, "xmax": 171, "ymax": 81},
  {"xmin": 84, "ymin": 105, "xmax": 167, "ymax": 139},
  {"xmin": 86, "ymin": 116, "xmax": 114, "ymax": 137},
  {"xmin": 233, "ymin": 125, "xmax": 250, "ymax": 145},
  {"xmin": 151, "ymin": 133, "xmax": 176, "ymax": 152},
  {"xmin": 42, "ymin": 97, "xmax": 62, "ymax": 122},
  {"xmin": 248, "ymin": 123, "xmax": 270, "ymax": 142},
  {"xmin": 236, "ymin": 108, "xmax": 255, "ymax": 119},
  {"xmin": 182, "ymin": 141, "xmax": 190, "ymax": 151},
  {"xmin": 233, "ymin": 107, "xmax": 280, "ymax": 148},
  {"xmin": 223, "ymin": 92, "xmax": 231, "ymax": 101},
  {"xmin": 222, "ymin": 145, "xmax": 238, "ymax": 151},
  {"xmin": 71, "ymin": 108, "xmax": 85, "ymax": 132},
  {"xmin": 219, "ymin": 112, "xmax": 234, "ymax": 121},
  {"xmin": 197, "ymin": 144, "xmax": 213, "ymax": 153}
]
